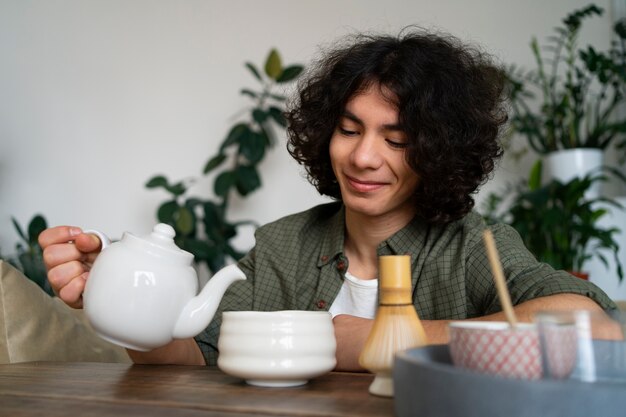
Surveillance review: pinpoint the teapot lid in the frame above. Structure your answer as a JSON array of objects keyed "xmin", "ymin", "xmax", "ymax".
[{"xmin": 131, "ymin": 223, "xmax": 194, "ymax": 264}]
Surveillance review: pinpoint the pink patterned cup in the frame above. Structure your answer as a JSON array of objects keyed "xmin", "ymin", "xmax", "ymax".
[{"xmin": 448, "ymin": 321, "xmax": 542, "ymax": 380}]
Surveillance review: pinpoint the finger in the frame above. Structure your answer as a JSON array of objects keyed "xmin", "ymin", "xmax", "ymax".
[
  {"xmin": 74, "ymin": 233, "xmax": 103, "ymax": 253},
  {"xmin": 42, "ymin": 234, "xmax": 102, "ymax": 271},
  {"xmin": 57, "ymin": 271, "xmax": 88, "ymax": 309},
  {"xmin": 42, "ymin": 242, "xmax": 85, "ymax": 270},
  {"xmin": 38, "ymin": 226, "xmax": 83, "ymax": 249},
  {"xmin": 47, "ymin": 260, "xmax": 87, "ymax": 292},
  {"xmin": 83, "ymin": 251, "xmax": 100, "ymax": 265}
]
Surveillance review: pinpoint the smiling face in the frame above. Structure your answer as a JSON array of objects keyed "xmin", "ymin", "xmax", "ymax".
[{"xmin": 329, "ymin": 83, "xmax": 419, "ymax": 223}]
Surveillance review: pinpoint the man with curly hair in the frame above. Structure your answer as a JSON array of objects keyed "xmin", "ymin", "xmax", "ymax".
[{"xmin": 39, "ymin": 28, "xmax": 615, "ymax": 370}]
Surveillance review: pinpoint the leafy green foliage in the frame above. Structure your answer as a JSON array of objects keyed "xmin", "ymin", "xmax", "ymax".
[
  {"xmin": 146, "ymin": 49, "xmax": 303, "ymax": 274},
  {"xmin": 0, "ymin": 215, "xmax": 52, "ymax": 295},
  {"xmin": 485, "ymin": 160, "xmax": 625, "ymax": 281},
  {"xmin": 506, "ymin": 4, "xmax": 626, "ymax": 159}
]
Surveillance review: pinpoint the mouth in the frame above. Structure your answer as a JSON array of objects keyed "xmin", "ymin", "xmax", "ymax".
[{"xmin": 345, "ymin": 175, "xmax": 387, "ymax": 193}]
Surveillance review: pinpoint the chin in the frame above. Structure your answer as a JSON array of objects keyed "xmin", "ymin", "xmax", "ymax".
[{"xmin": 343, "ymin": 200, "xmax": 386, "ymax": 218}]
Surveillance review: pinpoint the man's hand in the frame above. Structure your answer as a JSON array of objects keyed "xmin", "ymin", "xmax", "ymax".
[
  {"xmin": 332, "ymin": 314, "xmax": 373, "ymax": 371},
  {"xmin": 39, "ymin": 226, "xmax": 103, "ymax": 308}
]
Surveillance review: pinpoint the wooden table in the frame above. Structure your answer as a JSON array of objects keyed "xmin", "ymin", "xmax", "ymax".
[{"xmin": 0, "ymin": 362, "xmax": 394, "ymax": 416}]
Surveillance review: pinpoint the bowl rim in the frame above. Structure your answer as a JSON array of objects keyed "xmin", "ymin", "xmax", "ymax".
[
  {"xmin": 448, "ymin": 321, "xmax": 536, "ymax": 331},
  {"xmin": 222, "ymin": 310, "xmax": 332, "ymax": 319}
]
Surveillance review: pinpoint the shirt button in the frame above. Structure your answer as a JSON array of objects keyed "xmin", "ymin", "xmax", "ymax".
[
  {"xmin": 320, "ymin": 255, "xmax": 329, "ymax": 262},
  {"xmin": 316, "ymin": 300, "xmax": 327, "ymax": 309},
  {"xmin": 336, "ymin": 260, "xmax": 346, "ymax": 271}
]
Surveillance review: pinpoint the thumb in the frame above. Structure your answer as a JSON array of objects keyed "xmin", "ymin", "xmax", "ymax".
[{"xmin": 75, "ymin": 232, "xmax": 104, "ymax": 253}]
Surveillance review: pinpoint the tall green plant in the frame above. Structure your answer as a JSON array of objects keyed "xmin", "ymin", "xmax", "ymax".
[
  {"xmin": 485, "ymin": 160, "xmax": 624, "ymax": 281},
  {"xmin": 146, "ymin": 49, "xmax": 303, "ymax": 273},
  {"xmin": 506, "ymin": 4, "xmax": 626, "ymax": 156}
]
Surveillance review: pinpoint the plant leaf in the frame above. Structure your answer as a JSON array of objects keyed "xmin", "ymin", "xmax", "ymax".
[
  {"xmin": 268, "ymin": 106, "xmax": 287, "ymax": 127},
  {"xmin": 245, "ymin": 62, "xmax": 262, "ymax": 81},
  {"xmin": 221, "ymin": 123, "xmax": 251, "ymax": 152},
  {"xmin": 27, "ymin": 215, "xmax": 47, "ymax": 245},
  {"xmin": 615, "ymin": 19, "xmax": 626, "ymax": 39},
  {"xmin": 203, "ymin": 153, "xmax": 227, "ymax": 174},
  {"xmin": 264, "ymin": 49, "xmax": 282, "ymax": 80},
  {"xmin": 184, "ymin": 238, "xmax": 217, "ymax": 262},
  {"xmin": 175, "ymin": 206, "xmax": 194, "ymax": 235},
  {"xmin": 202, "ymin": 202, "xmax": 228, "ymax": 246},
  {"xmin": 239, "ymin": 131, "xmax": 266, "ymax": 163},
  {"xmin": 252, "ymin": 108, "xmax": 269, "ymax": 125},
  {"xmin": 528, "ymin": 159, "xmax": 543, "ymax": 190},
  {"xmin": 207, "ymin": 251, "xmax": 226, "ymax": 274},
  {"xmin": 235, "ymin": 165, "xmax": 261, "ymax": 196},
  {"xmin": 166, "ymin": 182, "xmax": 187, "ymax": 196},
  {"xmin": 146, "ymin": 175, "xmax": 168, "ymax": 189},
  {"xmin": 214, "ymin": 171, "xmax": 236, "ymax": 197},
  {"xmin": 202, "ymin": 201, "xmax": 222, "ymax": 228},
  {"xmin": 157, "ymin": 200, "xmax": 179, "ymax": 225},
  {"xmin": 146, "ymin": 175, "xmax": 186, "ymax": 196},
  {"xmin": 240, "ymin": 88, "xmax": 258, "ymax": 99},
  {"xmin": 277, "ymin": 65, "xmax": 303, "ymax": 83},
  {"xmin": 11, "ymin": 217, "xmax": 28, "ymax": 243}
]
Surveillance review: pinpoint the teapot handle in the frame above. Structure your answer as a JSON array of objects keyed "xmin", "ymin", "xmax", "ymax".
[{"xmin": 82, "ymin": 229, "xmax": 112, "ymax": 250}]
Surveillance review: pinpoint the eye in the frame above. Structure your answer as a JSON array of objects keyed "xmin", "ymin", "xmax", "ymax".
[
  {"xmin": 386, "ymin": 138, "xmax": 408, "ymax": 149},
  {"xmin": 338, "ymin": 127, "xmax": 359, "ymax": 136}
]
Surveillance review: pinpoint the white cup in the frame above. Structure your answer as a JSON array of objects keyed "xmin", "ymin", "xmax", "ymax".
[
  {"xmin": 217, "ymin": 310, "xmax": 336, "ymax": 387},
  {"xmin": 536, "ymin": 310, "xmax": 626, "ymax": 383}
]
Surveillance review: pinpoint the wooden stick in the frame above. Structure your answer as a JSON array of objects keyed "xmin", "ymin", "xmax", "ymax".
[{"xmin": 483, "ymin": 229, "xmax": 518, "ymax": 328}]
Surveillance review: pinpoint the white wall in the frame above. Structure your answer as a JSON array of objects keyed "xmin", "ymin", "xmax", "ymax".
[{"xmin": 0, "ymin": 0, "xmax": 616, "ymax": 269}]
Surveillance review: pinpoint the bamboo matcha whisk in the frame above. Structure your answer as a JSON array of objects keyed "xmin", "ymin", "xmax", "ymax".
[{"xmin": 359, "ymin": 255, "xmax": 428, "ymax": 397}]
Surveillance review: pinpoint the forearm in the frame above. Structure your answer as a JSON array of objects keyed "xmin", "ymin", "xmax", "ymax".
[
  {"xmin": 423, "ymin": 293, "xmax": 606, "ymax": 344},
  {"xmin": 490, "ymin": 293, "xmax": 604, "ymax": 322},
  {"xmin": 127, "ymin": 338, "xmax": 206, "ymax": 365},
  {"xmin": 334, "ymin": 294, "xmax": 606, "ymax": 369},
  {"xmin": 333, "ymin": 315, "xmax": 372, "ymax": 371}
]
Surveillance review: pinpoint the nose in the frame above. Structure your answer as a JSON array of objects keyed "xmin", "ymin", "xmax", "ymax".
[{"xmin": 350, "ymin": 133, "xmax": 383, "ymax": 169}]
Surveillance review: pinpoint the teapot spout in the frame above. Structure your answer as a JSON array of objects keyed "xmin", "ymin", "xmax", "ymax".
[{"xmin": 172, "ymin": 264, "xmax": 246, "ymax": 339}]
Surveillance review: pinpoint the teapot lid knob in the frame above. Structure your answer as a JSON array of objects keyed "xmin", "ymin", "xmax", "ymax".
[
  {"xmin": 122, "ymin": 223, "xmax": 193, "ymax": 265},
  {"xmin": 145, "ymin": 223, "xmax": 193, "ymax": 262},
  {"xmin": 152, "ymin": 223, "xmax": 176, "ymax": 240}
]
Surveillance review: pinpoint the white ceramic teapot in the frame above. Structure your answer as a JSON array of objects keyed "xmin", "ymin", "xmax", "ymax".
[{"xmin": 83, "ymin": 223, "xmax": 246, "ymax": 351}]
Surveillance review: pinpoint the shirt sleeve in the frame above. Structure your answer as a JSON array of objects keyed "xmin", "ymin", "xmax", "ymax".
[{"xmin": 465, "ymin": 223, "xmax": 616, "ymax": 316}]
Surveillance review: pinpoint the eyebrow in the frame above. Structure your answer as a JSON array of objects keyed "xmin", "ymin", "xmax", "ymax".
[{"xmin": 341, "ymin": 110, "xmax": 404, "ymax": 132}]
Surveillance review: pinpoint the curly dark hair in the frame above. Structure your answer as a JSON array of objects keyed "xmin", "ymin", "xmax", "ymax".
[{"xmin": 286, "ymin": 28, "xmax": 507, "ymax": 224}]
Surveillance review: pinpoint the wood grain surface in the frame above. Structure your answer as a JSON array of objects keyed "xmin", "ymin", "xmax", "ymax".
[{"xmin": 0, "ymin": 362, "xmax": 394, "ymax": 417}]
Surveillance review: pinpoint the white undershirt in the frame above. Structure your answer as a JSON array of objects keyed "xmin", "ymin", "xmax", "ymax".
[{"xmin": 328, "ymin": 271, "xmax": 378, "ymax": 319}]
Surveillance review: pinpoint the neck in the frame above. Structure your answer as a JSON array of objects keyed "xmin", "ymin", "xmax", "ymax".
[{"xmin": 343, "ymin": 207, "xmax": 415, "ymax": 279}]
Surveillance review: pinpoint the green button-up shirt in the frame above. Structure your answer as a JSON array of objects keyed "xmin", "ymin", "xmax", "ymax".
[{"xmin": 195, "ymin": 202, "xmax": 615, "ymax": 365}]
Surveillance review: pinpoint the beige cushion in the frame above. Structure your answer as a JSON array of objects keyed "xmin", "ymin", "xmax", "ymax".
[{"xmin": 0, "ymin": 260, "xmax": 131, "ymax": 363}]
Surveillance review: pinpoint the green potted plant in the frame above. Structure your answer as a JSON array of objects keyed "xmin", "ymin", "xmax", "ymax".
[
  {"xmin": 506, "ymin": 4, "xmax": 626, "ymax": 190},
  {"xmin": 484, "ymin": 160, "xmax": 624, "ymax": 281},
  {"xmin": 146, "ymin": 49, "xmax": 303, "ymax": 273}
]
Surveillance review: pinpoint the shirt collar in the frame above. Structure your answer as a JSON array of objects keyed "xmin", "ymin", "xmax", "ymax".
[
  {"xmin": 378, "ymin": 214, "xmax": 430, "ymax": 256},
  {"xmin": 316, "ymin": 204, "xmax": 432, "ymax": 267},
  {"xmin": 317, "ymin": 203, "xmax": 346, "ymax": 267}
]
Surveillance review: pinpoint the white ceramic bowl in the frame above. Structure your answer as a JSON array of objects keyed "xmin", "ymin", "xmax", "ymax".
[{"xmin": 217, "ymin": 310, "xmax": 337, "ymax": 387}]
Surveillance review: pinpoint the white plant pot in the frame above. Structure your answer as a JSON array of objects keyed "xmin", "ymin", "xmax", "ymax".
[{"xmin": 544, "ymin": 149, "xmax": 604, "ymax": 199}]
